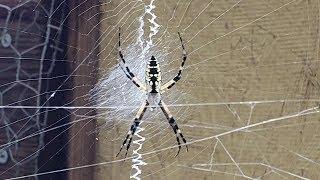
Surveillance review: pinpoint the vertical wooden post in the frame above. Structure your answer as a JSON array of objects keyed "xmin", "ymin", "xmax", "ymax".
[{"xmin": 67, "ymin": 0, "xmax": 100, "ymax": 180}]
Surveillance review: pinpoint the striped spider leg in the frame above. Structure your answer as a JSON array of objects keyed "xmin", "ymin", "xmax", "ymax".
[
  {"xmin": 116, "ymin": 101, "xmax": 149, "ymax": 157},
  {"xmin": 118, "ymin": 27, "xmax": 146, "ymax": 92},
  {"xmin": 158, "ymin": 100, "xmax": 188, "ymax": 156},
  {"xmin": 160, "ymin": 32, "xmax": 187, "ymax": 92}
]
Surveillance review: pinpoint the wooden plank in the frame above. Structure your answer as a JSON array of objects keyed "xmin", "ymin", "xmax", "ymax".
[
  {"xmin": 94, "ymin": 0, "xmax": 320, "ymax": 179},
  {"xmin": 66, "ymin": 0, "xmax": 100, "ymax": 180}
]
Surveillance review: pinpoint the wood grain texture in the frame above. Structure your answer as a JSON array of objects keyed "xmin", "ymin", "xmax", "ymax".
[
  {"xmin": 94, "ymin": 0, "xmax": 320, "ymax": 179},
  {"xmin": 66, "ymin": 0, "xmax": 100, "ymax": 180}
]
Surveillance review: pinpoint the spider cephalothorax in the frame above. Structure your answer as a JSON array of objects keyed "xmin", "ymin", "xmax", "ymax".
[{"xmin": 117, "ymin": 28, "xmax": 188, "ymax": 157}]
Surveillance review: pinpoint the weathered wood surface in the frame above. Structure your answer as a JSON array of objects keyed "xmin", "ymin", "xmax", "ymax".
[
  {"xmin": 66, "ymin": 0, "xmax": 100, "ymax": 180},
  {"xmin": 94, "ymin": 0, "xmax": 320, "ymax": 180}
]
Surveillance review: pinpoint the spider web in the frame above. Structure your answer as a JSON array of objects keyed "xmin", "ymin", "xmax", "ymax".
[{"xmin": 2, "ymin": 0, "xmax": 320, "ymax": 179}]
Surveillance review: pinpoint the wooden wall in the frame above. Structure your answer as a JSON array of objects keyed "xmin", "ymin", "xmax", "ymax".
[
  {"xmin": 66, "ymin": 0, "xmax": 99, "ymax": 180},
  {"xmin": 94, "ymin": 0, "xmax": 320, "ymax": 180}
]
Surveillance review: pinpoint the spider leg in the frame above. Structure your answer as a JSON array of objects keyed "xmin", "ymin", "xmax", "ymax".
[
  {"xmin": 118, "ymin": 27, "xmax": 146, "ymax": 91},
  {"xmin": 158, "ymin": 100, "xmax": 188, "ymax": 156},
  {"xmin": 161, "ymin": 32, "xmax": 187, "ymax": 92},
  {"xmin": 116, "ymin": 100, "xmax": 149, "ymax": 157}
]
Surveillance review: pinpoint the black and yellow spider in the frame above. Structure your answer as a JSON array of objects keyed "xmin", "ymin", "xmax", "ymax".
[{"xmin": 116, "ymin": 28, "xmax": 188, "ymax": 157}]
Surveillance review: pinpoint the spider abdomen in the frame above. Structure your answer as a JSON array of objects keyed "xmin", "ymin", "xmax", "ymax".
[{"xmin": 146, "ymin": 56, "xmax": 161, "ymax": 93}]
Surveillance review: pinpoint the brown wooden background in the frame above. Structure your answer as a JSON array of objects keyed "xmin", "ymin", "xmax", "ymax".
[{"xmin": 93, "ymin": 0, "xmax": 320, "ymax": 180}]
